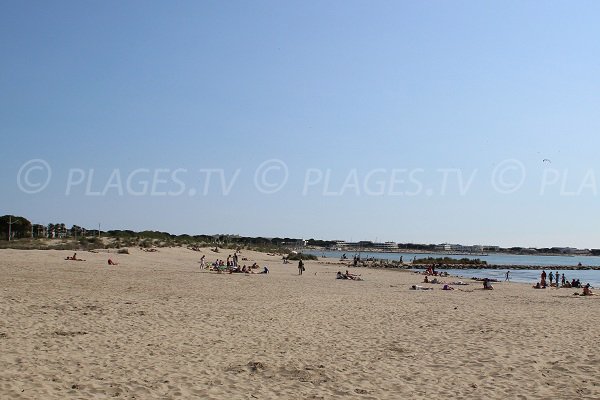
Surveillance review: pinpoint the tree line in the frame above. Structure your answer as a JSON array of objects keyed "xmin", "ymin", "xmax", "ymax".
[
  {"xmin": 0, "ymin": 215, "xmax": 98, "ymax": 240},
  {"xmin": 0, "ymin": 215, "xmax": 329, "ymax": 248}
]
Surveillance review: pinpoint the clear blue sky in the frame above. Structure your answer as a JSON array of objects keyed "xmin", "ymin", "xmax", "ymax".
[{"xmin": 2, "ymin": 1, "xmax": 599, "ymax": 248}]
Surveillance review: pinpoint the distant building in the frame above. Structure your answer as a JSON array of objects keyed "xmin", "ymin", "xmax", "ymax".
[
  {"xmin": 552, "ymin": 247, "xmax": 578, "ymax": 254},
  {"xmin": 373, "ymin": 242, "xmax": 398, "ymax": 250},
  {"xmin": 436, "ymin": 243, "xmax": 484, "ymax": 253}
]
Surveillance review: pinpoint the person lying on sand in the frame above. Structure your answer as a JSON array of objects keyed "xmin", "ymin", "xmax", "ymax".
[
  {"xmin": 108, "ymin": 259, "xmax": 119, "ymax": 266},
  {"xmin": 442, "ymin": 284, "xmax": 454, "ymax": 290},
  {"xmin": 410, "ymin": 285, "xmax": 433, "ymax": 290},
  {"xmin": 259, "ymin": 266, "xmax": 269, "ymax": 274},
  {"xmin": 345, "ymin": 270, "xmax": 362, "ymax": 280},
  {"xmin": 65, "ymin": 253, "xmax": 85, "ymax": 261}
]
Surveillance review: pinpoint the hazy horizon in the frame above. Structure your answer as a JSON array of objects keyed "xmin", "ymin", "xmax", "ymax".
[{"xmin": 2, "ymin": 1, "xmax": 600, "ymax": 249}]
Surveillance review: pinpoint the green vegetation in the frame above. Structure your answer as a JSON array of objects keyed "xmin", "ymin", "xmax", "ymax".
[
  {"xmin": 0, "ymin": 214, "xmax": 311, "ymax": 254},
  {"xmin": 287, "ymin": 252, "xmax": 318, "ymax": 261},
  {"xmin": 0, "ymin": 215, "xmax": 32, "ymax": 240}
]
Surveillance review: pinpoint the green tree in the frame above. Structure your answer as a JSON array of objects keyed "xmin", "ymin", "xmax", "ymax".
[{"xmin": 0, "ymin": 215, "xmax": 32, "ymax": 240}]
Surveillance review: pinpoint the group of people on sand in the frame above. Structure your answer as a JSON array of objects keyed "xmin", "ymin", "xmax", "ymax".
[
  {"xmin": 422, "ymin": 271, "xmax": 474, "ymax": 290},
  {"xmin": 199, "ymin": 254, "xmax": 268, "ymax": 275},
  {"xmin": 532, "ymin": 270, "xmax": 594, "ymax": 294},
  {"xmin": 336, "ymin": 270, "xmax": 363, "ymax": 281},
  {"xmin": 424, "ymin": 266, "xmax": 449, "ymax": 277},
  {"xmin": 535, "ymin": 270, "xmax": 564, "ymax": 288}
]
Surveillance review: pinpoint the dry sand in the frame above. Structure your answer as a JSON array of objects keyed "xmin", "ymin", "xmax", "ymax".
[{"xmin": 1, "ymin": 247, "xmax": 599, "ymax": 399}]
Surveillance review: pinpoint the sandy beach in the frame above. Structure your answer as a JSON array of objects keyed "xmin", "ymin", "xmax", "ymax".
[{"xmin": 1, "ymin": 247, "xmax": 599, "ymax": 399}]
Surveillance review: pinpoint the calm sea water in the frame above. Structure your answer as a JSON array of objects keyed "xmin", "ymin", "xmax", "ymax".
[{"xmin": 305, "ymin": 250, "xmax": 600, "ymax": 287}]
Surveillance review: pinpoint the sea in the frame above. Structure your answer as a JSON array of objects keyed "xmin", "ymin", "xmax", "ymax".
[{"xmin": 305, "ymin": 250, "xmax": 600, "ymax": 287}]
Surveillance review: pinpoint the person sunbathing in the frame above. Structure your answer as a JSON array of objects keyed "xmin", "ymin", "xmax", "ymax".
[
  {"xmin": 107, "ymin": 259, "xmax": 119, "ymax": 266},
  {"xmin": 582, "ymin": 284, "xmax": 594, "ymax": 296},
  {"xmin": 345, "ymin": 270, "xmax": 360, "ymax": 280},
  {"xmin": 442, "ymin": 284, "xmax": 454, "ymax": 290},
  {"xmin": 65, "ymin": 253, "xmax": 85, "ymax": 261},
  {"xmin": 410, "ymin": 285, "xmax": 433, "ymax": 290},
  {"xmin": 259, "ymin": 267, "xmax": 269, "ymax": 274}
]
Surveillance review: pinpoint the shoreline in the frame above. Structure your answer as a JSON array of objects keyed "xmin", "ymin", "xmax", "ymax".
[{"xmin": 306, "ymin": 246, "xmax": 596, "ymax": 257}]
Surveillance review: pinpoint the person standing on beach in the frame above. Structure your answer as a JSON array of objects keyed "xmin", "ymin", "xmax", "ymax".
[
  {"xmin": 556, "ymin": 271, "xmax": 560, "ymax": 287},
  {"xmin": 561, "ymin": 273, "xmax": 566, "ymax": 287},
  {"xmin": 505, "ymin": 270, "xmax": 510, "ymax": 281},
  {"xmin": 200, "ymin": 255, "xmax": 206, "ymax": 270},
  {"xmin": 549, "ymin": 271, "xmax": 554, "ymax": 286},
  {"xmin": 298, "ymin": 259, "xmax": 304, "ymax": 275},
  {"xmin": 541, "ymin": 270, "xmax": 547, "ymax": 287}
]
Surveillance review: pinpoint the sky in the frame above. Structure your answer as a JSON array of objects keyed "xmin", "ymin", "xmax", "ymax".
[{"xmin": 1, "ymin": 1, "xmax": 600, "ymax": 248}]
